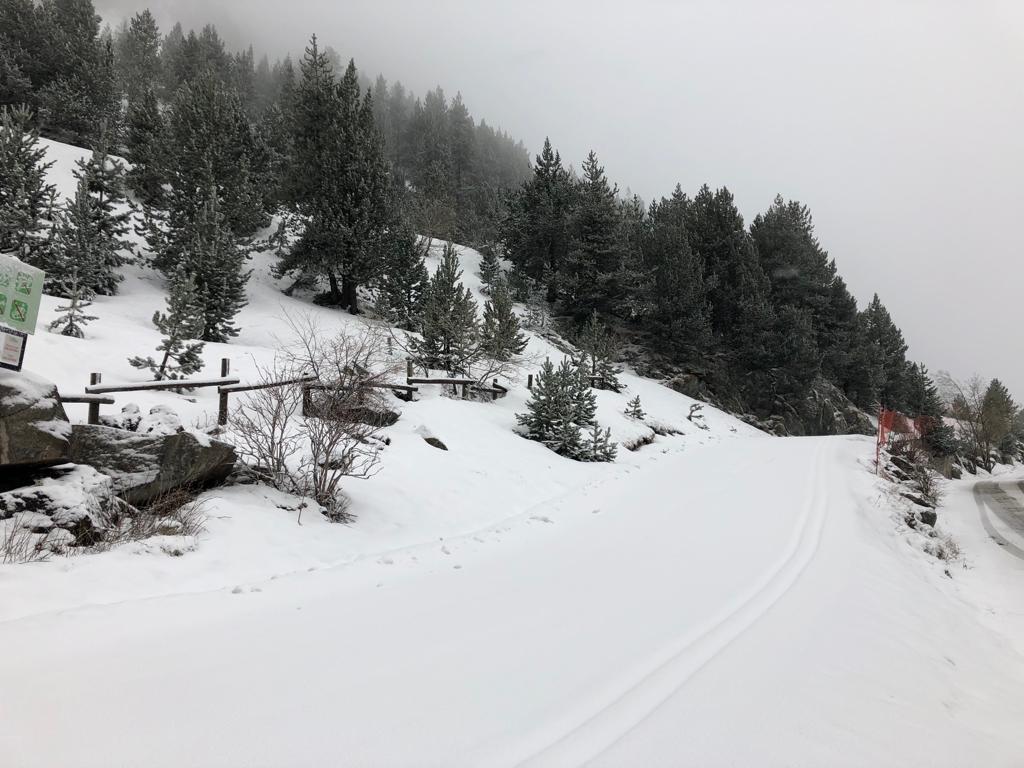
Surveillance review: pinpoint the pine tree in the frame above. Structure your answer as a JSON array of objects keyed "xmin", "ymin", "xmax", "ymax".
[
  {"xmin": 481, "ymin": 278, "xmax": 527, "ymax": 361},
  {"xmin": 576, "ymin": 311, "xmax": 622, "ymax": 392},
  {"xmin": 43, "ymin": 176, "xmax": 109, "ymax": 297},
  {"xmin": 129, "ymin": 263, "xmax": 206, "ymax": 380},
  {"xmin": 72, "ymin": 129, "xmax": 129, "ymax": 294},
  {"xmin": 584, "ymin": 422, "xmax": 617, "ymax": 463},
  {"xmin": 517, "ymin": 357, "xmax": 610, "ymax": 461},
  {"xmin": 114, "ymin": 9, "xmax": 161, "ymax": 104},
  {"xmin": 280, "ymin": 42, "xmax": 392, "ymax": 312},
  {"xmin": 187, "ymin": 194, "xmax": 250, "ymax": 342},
  {"xmin": 860, "ymin": 294, "xmax": 910, "ymax": 409},
  {"xmin": 625, "ymin": 396, "xmax": 645, "ymax": 420},
  {"xmin": 562, "ymin": 151, "xmax": 621, "ymax": 315},
  {"xmin": 374, "ymin": 222, "xmax": 428, "ymax": 331},
  {"xmin": 412, "ymin": 242, "xmax": 480, "ymax": 374},
  {"xmin": 642, "ymin": 186, "xmax": 712, "ymax": 359},
  {"xmin": 478, "ymin": 245, "xmax": 502, "ymax": 294},
  {"xmin": 48, "ymin": 265, "xmax": 97, "ymax": 338},
  {"xmin": 0, "ymin": 106, "xmax": 55, "ymax": 261},
  {"xmin": 125, "ymin": 88, "xmax": 166, "ymax": 204}
]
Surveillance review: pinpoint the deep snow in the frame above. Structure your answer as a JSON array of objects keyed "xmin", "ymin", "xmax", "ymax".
[{"xmin": 1, "ymin": 139, "xmax": 1023, "ymax": 767}]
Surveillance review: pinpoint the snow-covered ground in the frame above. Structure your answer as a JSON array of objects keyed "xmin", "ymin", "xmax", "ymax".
[{"xmin": 2, "ymin": 139, "xmax": 1024, "ymax": 767}]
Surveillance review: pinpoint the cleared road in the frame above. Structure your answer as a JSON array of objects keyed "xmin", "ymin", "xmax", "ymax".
[{"xmin": 973, "ymin": 480, "xmax": 1024, "ymax": 561}]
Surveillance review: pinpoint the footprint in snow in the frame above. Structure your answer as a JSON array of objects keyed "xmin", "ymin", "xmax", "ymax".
[
  {"xmin": 530, "ymin": 515, "xmax": 554, "ymax": 524},
  {"xmin": 441, "ymin": 545, "xmax": 452, "ymax": 555},
  {"xmin": 231, "ymin": 586, "xmax": 243, "ymax": 595},
  {"xmin": 379, "ymin": 556, "xmax": 394, "ymax": 566}
]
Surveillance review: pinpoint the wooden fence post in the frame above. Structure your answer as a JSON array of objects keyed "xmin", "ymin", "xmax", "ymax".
[
  {"xmin": 492, "ymin": 379, "xmax": 500, "ymax": 402},
  {"xmin": 406, "ymin": 359, "xmax": 414, "ymax": 383},
  {"xmin": 218, "ymin": 358, "xmax": 231, "ymax": 426},
  {"xmin": 302, "ymin": 385, "xmax": 313, "ymax": 417},
  {"xmin": 88, "ymin": 373, "xmax": 101, "ymax": 425},
  {"xmin": 527, "ymin": 373, "xmax": 533, "ymax": 390}
]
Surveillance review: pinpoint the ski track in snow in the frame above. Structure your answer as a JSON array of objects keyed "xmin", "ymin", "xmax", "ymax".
[{"xmin": 511, "ymin": 440, "xmax": 832, "ymax": 767}]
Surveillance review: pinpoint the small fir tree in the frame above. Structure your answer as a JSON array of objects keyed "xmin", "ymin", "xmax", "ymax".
[
  {"xmin": 625, "ymin": 396, "xmax": 645, "ymax": 420},
  {"xmin": 481, "ymin": 278, "xmax": 527, "ymax": 361},
  {"xmin": 129, "ymin": 264, "xmax": 206, "ymax": 380},
  {"xmin": 411, "ymin": 242, "xmax": 480, "ymax": 374},
  {"xmin": 48, "ymin": 266, "xmax": 97, "ymax": 339},
  {"xmin": 374, "ymin": 224, "xmax": 429, "ymax": 331},
  {"xmin": 584, "ymin": 422, "xmax": 617, "ymax": 463}
]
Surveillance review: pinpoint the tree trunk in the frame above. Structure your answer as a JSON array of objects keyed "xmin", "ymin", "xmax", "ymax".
[
  {"xmin": 327, "ymin": 272, "xmax": 343, "ymax": 305},
  {"xmin": 342, "ymin": 277, "xmax": 360, "ymax": 315}
]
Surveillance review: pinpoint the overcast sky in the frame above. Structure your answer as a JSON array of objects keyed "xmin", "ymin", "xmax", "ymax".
[{"xmin": 99, "ymin": 0, "xmax": 1024, "ymax": 395}]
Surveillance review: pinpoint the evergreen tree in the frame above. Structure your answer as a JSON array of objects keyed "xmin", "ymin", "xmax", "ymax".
[
  {"xmin": 500, "ymin": 137, "xmax": 575, "ymax": 300},
  {"xmin": 43, "ymin": 176, "xmax": 110, "ymax": 297},
  {"xmin": 0, "ymin": 106, "xmax": 55, "ymax": 261},
  {"xmin": 481, "ymin": 278, "xmax": 527, "ymax": 361},
  {"xmin": 625, "ymin": 396, "xmax": 645, "ymax": 420},
  {"xmin": 71, "ymin": 129, "xmax": 129, "ymax": 294},
  {"xmin": 561, "ymin": 150, "xmax": 621, "ymax": 315},
  {"xmin": 374, "ymin": 223, "xmax": 428, "ymax": 331},
  {"xmin": 517, "ymin": 357, "xmax": 610, "ymax": 461},
  {"xmin": 48, "ymin": 265, "xmax": 97, "ymax": 338},
  {"xmin": 411, "ymin": 242, "xmax": 480, "ymax": 374},
  {"xmin": 584, "ymin": 422, "xmax": 617, "ymax": 463},
  {"xmin": 478, "ymin": 245, "xmax": 502, "ymax": 294},
  {"xmin": 642, "ymin": 186, "xmax": 712, "ymax": 359},
  {"xmin": 280, "ymin": 41, "xmax": 392, "ymax": 312},
  {"xmin": 129, "ymin": 263, "xmax": 206, "ymax": 380},
  {"xmin": 576, "ymin": 311, "xmax": 622, "ymax": 392},
  {"xmin": 114, "ymin": 9, "xmax": 161, "ymax": 104},
  {"xmin": 125, "ymin": 88, "xmax": 166, "ymax": 204},
  {"xmin": 186, "ymin": 194, "xmax": 249, "ymax": 342},
  {"xmin": 982, "ymin": 378, "xmax": 1018, "ymax": 459},
  {"xmin": 860, "ymin": 294, "xmax": 910, "ymax": 409}
]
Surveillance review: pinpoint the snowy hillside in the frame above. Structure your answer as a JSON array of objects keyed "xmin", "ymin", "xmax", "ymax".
[{"xmin": 2, "ymin": 140, "xmax": 1024, "ymax": 767}]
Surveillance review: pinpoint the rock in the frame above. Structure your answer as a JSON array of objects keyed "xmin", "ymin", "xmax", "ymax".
[
  {"xmin": 424, "ymin": 437, "xmax": 448, "ymax": 451},
  {"xmin": 891, "ymin": 455, "xmax": 916, "ymax": 476},
  {"xmin": 137, "ymin": 405, "xmax": 183, "ymax": 436},
  {"xmin": 68, "ymin": 424, "xmax": 236, "ymax": 505},
  {"xmin": 0, "ymin": 370, "xmax": 71, "ymax": 473},
  {"xmin": 0, "ymin": 465, "xmax": 113, "ymax": 545},
  {"xmin": 99, "ymin": 403, "xmax": 142, "ymax": 432}
]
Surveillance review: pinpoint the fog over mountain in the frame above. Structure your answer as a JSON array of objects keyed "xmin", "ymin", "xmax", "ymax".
[{"xmin": 97, "ymin": 0, "xmax": 1024, "ymax": 395}]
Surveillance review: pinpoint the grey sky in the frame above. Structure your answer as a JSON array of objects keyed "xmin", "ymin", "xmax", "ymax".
[{"xmin": 99, "ymin": 0, "xmax": 1024, "ymax": 396}]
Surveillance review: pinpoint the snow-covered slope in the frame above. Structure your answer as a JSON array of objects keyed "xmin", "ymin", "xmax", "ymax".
[{"xmin": 2, "ymin": 140, "xmax": 1024, "ymax": 768}]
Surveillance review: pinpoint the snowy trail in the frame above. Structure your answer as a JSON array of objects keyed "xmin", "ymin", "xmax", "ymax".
[{"xmin": 3, "ymin": 435, "xmax": 1023, "ymax": 767}]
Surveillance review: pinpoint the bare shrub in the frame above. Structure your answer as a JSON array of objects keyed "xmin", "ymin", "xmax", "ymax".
[
  {"xmin": 1, "ymin": 520, "xmax": 53, "ymax": 564},
  {"xmin": 90, "ymin": 490, "xmax": 208, "ymax": 551}
]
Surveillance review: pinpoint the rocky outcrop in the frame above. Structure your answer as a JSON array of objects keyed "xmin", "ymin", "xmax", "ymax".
[
  {"xmin": 68, "ymin": 425, "xmax": 237, "ymax": 505},
  {"xmin": 0, "ymin": 465, "xmax": 113, "ymax": 545},
  {"xmin": 0, "ymin": 371, "xmax": 71, "ymax": 473}
]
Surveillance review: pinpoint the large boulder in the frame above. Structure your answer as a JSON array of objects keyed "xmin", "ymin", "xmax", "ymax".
[
  {"xmin": 0, "ymin": 464, "xmax": 113, "ymax": 544},
  {"xmin": 0, "ymin": 370, "xmax": 71, "ymax": 476},
  {"xmin": 68, "ymin": 424, "xmax": 236, "ymax": 505}
]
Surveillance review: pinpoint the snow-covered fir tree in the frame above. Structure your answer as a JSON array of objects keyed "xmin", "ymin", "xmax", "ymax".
[
  {"xmin": 481, "ymin": 278, "xmax": 527, "ymax": 362},
  {"xmin": 411, "ymin": 242, "xmax": 480, "ymax": 375},
  {"xmin": 72, "ymin": 130, "xmax": 130, "ymax": 294},
  {"xmin": 0, "ymin": 106, "xmax": 55, "ymax": 261},
  {"xmin": 576, "ymin": 311, "xmax": 621, "ymax": 392},
  {"xmin": 374, "ymin": 223, "xmax": 428, "ymax": 331},
  {"xmin": 48, "ymin": 266, "xmax": 97, "ymax": 338},
  {"xmin": 129, "ymin": 263, "xmax": 206, "ymax": 380},
  {"xmin": 43, "ymin": 177, "xmax": 111, "ymax": 298},
  {"xmin": 625, "ymin": 396, "xmax": 645, "ymax": 420},
  {"xmin": 517, "ymin": 358, "xmax": 612, "ymax": 462}
]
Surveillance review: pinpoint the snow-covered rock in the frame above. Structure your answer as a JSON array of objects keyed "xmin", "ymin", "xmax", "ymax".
[
  {"xmin": 67, "ymin": 424, "xmax": 236, "ymax": 505},
  {"xmin": 0, "ymin": 464, "xmax": 112, "ymax": 543},
  {"xmin": 0, "ymin": 370, "xmax": 71, "ymax": 471}
]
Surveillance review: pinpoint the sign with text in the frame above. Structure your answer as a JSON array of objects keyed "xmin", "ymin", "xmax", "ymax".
[
  {"xmin": 0, "ymin": 254, "xmax": 44, "ymax": 335},
  {"xmin": 0, "ymin": 326, "xmax": 27, "ymax": 372}
]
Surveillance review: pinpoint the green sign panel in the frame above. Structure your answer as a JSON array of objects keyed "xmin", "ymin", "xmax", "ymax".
[{"xmin": 0, "ymin": 254, "xmax": 44, "ymax": 335}]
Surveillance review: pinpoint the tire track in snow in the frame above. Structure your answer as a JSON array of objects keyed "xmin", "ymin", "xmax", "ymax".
[{"xmin": 510, "ymin": 439, "xmax": 833, "ymax": 768}]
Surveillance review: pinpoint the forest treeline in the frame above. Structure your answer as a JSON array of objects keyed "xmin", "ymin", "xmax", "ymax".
[{"xmin": 1, "ymin": 0, "xmax": 1021, "ymax": 465}]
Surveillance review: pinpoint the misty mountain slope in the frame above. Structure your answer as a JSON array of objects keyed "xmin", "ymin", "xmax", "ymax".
[
  {"xmin": 0, "ymin": 138, "xmax": 759, "ymax": 621},
  {"xmin": 4, "ymin": 140, "xmax": 1024, "ymax": 768}
]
